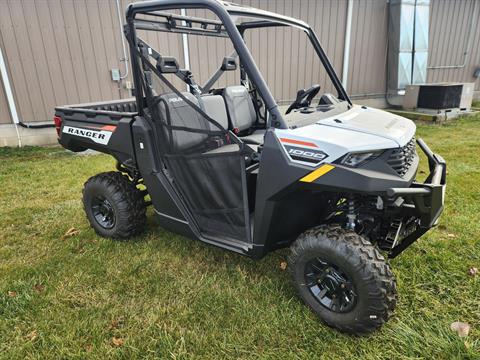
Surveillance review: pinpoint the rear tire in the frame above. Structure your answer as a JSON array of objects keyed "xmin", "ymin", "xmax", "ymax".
[
  {"xmin": 288, "ymin": 225, "xmax": 397, "ymax": 335},
  {"xmin": 82, "ymin": 171, "xmax": 146, "ymax": 239}
]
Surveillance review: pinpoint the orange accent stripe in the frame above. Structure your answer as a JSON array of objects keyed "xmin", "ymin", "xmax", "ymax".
[
  {"xmin": 101, "ymin": 125, "xmax": 117, "ymax": 132},
  {"xmin": 280, "ymin": 138, "xmax": 318, "ymax": 148},
  {"xmin": 85, "ymin": 124, "xmax": 117, "ymax": 132}
]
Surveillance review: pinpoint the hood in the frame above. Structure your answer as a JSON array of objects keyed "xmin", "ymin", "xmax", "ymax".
[{"xmin": 317, "ymin": 105, "xmax": 416, "ymax": 147}]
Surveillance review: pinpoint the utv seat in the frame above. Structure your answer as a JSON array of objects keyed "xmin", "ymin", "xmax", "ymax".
[
  {"xmin": 157, "ymin": 92, "xmax": 253, "ymax": 155},
  {"xmin": 201, "ymin": 94, "xmax": 258, "ymax": 154},
  {"xmin": 222, "ymin": 86, "xmax": 265, "ymax": 145},
  {"xmin": 153, "ymin": 55, "xmax": 250, "ymax": 153},
  {"xmin": 156, "ymin": 92, "xmax": 229, "ymax": 152},
  {"xmin": 156, "ymin": 92, "xmax": 209, "ymax": 152},
  {"xmin": 202, "ymin": 94, "xmax": 229, "ymax": 131},
  {"xmin": 202, "ymin": 94, "xmax": 260, "ymax": 154}
]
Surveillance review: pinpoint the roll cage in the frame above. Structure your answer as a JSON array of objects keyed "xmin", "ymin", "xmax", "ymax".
[{"xmin": 125, "ymin": 0, "xmax": 351, "ymax": 129}]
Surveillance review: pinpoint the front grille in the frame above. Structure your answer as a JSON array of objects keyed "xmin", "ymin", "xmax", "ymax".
[{"xmin": 387, "ymin": 137, "xmax": 416, "ymax": 176}]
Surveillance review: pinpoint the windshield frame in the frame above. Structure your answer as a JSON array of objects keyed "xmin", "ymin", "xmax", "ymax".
[{"xmin": 234, "ymin": 16, "xmax": 351, "ymax": 105}]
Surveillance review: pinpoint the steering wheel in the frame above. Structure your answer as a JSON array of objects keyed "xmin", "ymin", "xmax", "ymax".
[{"xmin": 285, "ymin": 84, "xmax": 321, "ymax": 114}]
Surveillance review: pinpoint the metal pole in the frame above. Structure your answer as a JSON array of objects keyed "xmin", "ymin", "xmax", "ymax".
[
  {"xmin": 180, "ymin": 8, "xmax": 191, "ymax": 71},
  {"xmin": 180, "ymin": 8, "xmax": 191, "ymax": 92},
  {"xmin": 341, "ymin": 0, "xmax": 354, "ymax": 90}
]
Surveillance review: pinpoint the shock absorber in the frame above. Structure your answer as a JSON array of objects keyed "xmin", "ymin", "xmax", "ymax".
[{"xmin": 346, "ymin": 195, "xmax": 357, "ymax": 230}]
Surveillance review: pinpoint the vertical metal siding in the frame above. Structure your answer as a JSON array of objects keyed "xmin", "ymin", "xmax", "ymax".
[
  {"xmin": 187, "ymin": 0, "xmax": 351, "ymax": 103},
  {"xmin": 348, "ymin": 0, "xmax": 389, "ymax": 97},
  {"xmin": 427, "ymin": 0, "xmax": 480, "ymax": 90},
  {"xmin": 0, "ymin": 0, "xmax": 187, "ymax": 123},
  {"xmin": 0, "ymin": 35, "xmax": 13, "ymax": 124},
  {"xmin": 0, "ymin": 0, "xmax": 388, "ymax": 123},
  {"xmin": 0, "ymin": 0, "xmax": 478, "ymax": 126},
  {"xmin": 187, "ymin": 0, "xmax": 389, "ymax": 103},
  {"xmin": 0, "ymin": 83, "xmax": 10, "ymax": 124},
  {"xmin": 0, "ymin": 72, "xmax": 11, "ymax": 124}
]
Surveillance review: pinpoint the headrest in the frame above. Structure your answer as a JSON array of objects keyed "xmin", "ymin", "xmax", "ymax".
[
  {"xmin": 221, "ymin": 56, "xmax": 237, "ymax": 71},
  {"xmin": 156, "ymin": 56, "xmax": 179, "ymax": 73}
]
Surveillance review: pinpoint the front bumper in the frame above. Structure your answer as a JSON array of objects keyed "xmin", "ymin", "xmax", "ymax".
[{"xmin": 387, "ymin": 138, "xmax": 446, "ymax": 258}]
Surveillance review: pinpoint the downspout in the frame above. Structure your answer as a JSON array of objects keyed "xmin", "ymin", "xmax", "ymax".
[
  {"xmin": 0, "ymin": 45, "xmax": 21, "ymax": 147},
  {"xmin": 115, "ymin": 0, "xmax": 129, "ymax": 79},
  {"xmin": 341, "ymin": 0, "xmax": 354, "ymax": 90}
]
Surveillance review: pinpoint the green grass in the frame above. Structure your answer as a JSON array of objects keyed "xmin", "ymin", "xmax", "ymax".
[{"xmin": 1, "ymin": 115, "xmax": 480, "ymax": 359}]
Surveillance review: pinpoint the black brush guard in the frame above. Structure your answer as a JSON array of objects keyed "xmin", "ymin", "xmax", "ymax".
[{"xmin": 386, "ymin": 138, "xmax": 446, "ymax": 258}]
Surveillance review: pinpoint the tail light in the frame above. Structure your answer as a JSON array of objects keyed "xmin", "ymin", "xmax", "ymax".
[{"xmin": 53, "ymin": 116, "xmax": 62, "ymax": 136}]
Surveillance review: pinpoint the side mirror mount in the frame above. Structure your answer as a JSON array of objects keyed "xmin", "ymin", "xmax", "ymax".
[
  {"xmin": 156, "ymin": 56, "xmax": 179, "ymax": 73},
  {"xmin": 221, "ymin": 56, "xmax": 237, "ymax": 71}
]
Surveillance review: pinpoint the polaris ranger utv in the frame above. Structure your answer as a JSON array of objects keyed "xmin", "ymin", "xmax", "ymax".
[{"xmin": 54, "ymin": 0, "xmax": 446, "ymax": 334}]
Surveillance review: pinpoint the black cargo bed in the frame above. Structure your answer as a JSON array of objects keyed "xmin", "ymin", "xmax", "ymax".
[{"xmin": 55, "ymin": 98, "xmax": 139, "ymax": 164}]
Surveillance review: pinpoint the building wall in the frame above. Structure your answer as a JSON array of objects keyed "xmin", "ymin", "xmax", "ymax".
[
  {"xmin": 0, "ymin": 0, "xmax": 478, "ymax": 127},
  {"xmin": 0, "ymin": 32, "xmax": 13, "ymax": 124},
  {"xmin": 0, "ymin": 71, "xmax": 11, "ymax": 124},
  {"xmin": 0, "ymin": 0, "xmax": 138, "ymax": 124},
  {"xmin": 0, "ymin": 0, "xmax": 391, "ymax": 124},
  {"xmin": 0, "ymin": 0, "xmax": 190, "ymax": 125},
  {"xmin": 427, "ymin": 0, "xmax": 480, "ymax": 90},
  {"xmin": 348, "ymin": 0, "xmax": 389, "ymax": 97},
  {"xmin": 187, "ymin": 0, "xmax": 388, "ymax": 102}
]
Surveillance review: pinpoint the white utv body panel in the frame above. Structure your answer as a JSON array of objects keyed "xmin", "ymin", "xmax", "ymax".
[
  {"xmin": 276, "ymin": 105, "xmax": 416, "ymax": 167},
  {"xmin": 318, "ymin": 106, "xmax": 416, "ymax": 147}
]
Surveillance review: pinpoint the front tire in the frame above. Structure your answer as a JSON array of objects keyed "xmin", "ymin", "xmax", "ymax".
[
  {"xmin": 288, "ymin": 225, "xmax": 397, "ymax": 335},
  {"xmin": 82, "ymin": 171, "xmax": 146, "ymax": 239}
]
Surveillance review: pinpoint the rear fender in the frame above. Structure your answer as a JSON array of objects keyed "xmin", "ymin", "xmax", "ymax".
[{"xmin": 57, "ymin": 110, "xmax": 136, "ymax": 165}]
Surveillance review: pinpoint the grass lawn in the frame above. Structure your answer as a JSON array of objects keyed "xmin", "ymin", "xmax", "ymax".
[{"xmin": 1, "ymin": 115, "xmax": 479, "ymax": 359}]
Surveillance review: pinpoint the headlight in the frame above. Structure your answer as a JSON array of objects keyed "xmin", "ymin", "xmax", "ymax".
[{"xmin": 341, "ymin": 151, "xmax": 383, "ymax": 167}]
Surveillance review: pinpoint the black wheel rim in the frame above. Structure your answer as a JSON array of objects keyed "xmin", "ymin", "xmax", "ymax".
[
  {"xmin": 304, "ymin": 257, "xmax": 357, "ymax": 313},
  {"xmin": 91, "ymin": 196, "xmax": 116, "ymax": 229}
]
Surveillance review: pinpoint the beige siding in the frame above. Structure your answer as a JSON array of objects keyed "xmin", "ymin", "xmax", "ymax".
[
  {"xmin": 0, "ymin": 36, "xmax": 12, "ymax": 124},
  {"xmin": 0, "ymin": 0, "xmax": 181, "ymax": 123},
  {"xmin": 0, "ymin": 0, "xmax": 478, "ymax": 125},
  {"xmin": 187, "ymin": 0, "xmax": 388, "ymax": 103},
  {"xmin": 0, "ymin": 72, "xmax": 11, "ymax": 124},
  {"xmin": 348, "ymin": 0, "xmax": 389, "ymax": 97},
  {"xmin": 241, "ymin": 0, "xmax": 349, "ymax": 102},
  {"xmin": 427, "ymin": 0, "xmax": 480, "ymax": 91}
]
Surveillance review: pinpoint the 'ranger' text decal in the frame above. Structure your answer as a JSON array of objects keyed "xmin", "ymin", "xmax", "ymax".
[{"xmin": 63, "ymin": 126, "xmax": 113, "ymax": 145}]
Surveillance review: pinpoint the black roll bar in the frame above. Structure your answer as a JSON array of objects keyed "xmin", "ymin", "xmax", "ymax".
[{"xmin": 306, "ymin": 28, "xmax": 351, "ymax": 105}]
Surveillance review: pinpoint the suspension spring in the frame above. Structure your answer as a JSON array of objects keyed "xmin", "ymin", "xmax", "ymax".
[{"xmin": 346, "ymin": 195, "xmax": 357, "ymax": 230}]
